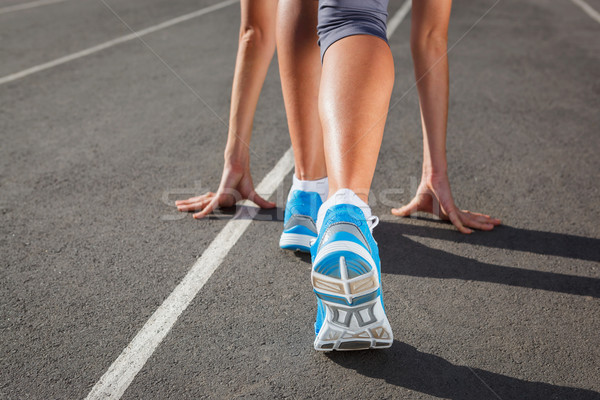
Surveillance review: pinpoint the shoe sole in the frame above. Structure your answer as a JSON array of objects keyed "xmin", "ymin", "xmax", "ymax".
[
  {"xmin": 279, "ymin": 232, "xmax": 314, "ymax": 253},
  {"xmin": 311, "ymin": 241, "xmax": 393, "ymax": 351}
]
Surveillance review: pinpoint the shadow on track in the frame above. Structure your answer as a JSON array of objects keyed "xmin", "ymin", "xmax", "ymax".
[
  {"xmin": 376, "ymin": 221, "xmax": 600, "ymax": 298},
  {"xmin": 388, "ymin": 218, "xmax": 600, "ymax": 262},
  {"xmin": 212, "ymin": 207, "xmax": 600, "ymax": 297},
  {"xmin": 326, "ymin": 341, "xmax": 600, "ymax": 399},
  {"xmin": 205, "ymin": 205, "xmax": 285, "ymax": 222}
]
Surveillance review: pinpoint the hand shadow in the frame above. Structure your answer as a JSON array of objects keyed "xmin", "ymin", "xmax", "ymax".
[
  {"xmin": 326, "ymin": 341, "xmax": 599, "ymax": 399},
  {"xmin": 376, "ymin": 222, "xmax": 600, "ymax": 298}
]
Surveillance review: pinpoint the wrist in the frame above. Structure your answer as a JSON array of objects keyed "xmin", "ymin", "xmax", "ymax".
[
  {"xmin": 422, "ymin": 160, "xmax": 447, "ymax": 180},
  {"xmin": 224, "ymin": 146, "xmax": 250, "ymax": 171}
]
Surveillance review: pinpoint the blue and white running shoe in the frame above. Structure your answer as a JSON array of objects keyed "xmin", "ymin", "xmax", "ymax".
[
  {"xmin": 310, "ymin": 196, "xmax": 393, "ymax": 351},
  {"xmin": 279, "ymin": 189, "xmax": 323, "ymax": 253}
]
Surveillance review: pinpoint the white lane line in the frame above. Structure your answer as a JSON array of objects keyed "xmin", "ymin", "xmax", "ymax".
[
  {"xmin": 387, "ymin": 0, "xmax": 412, "ymax": 39},
  {"xmin": 87, "ymin": 4, "xmax": 412, "ymax": 398},
  {"xmin": 0, "ymin": 0, "xmax": 239, "ymax": 86},
  {"xmin": 571, "ymin": 0, "xmax": 600, "ymax": 24},
  {"xmin": 0, "ymin": 0, "xmax": 69, "ymax": 15},
  {"xmin": 86, "ymin": 148, "xmax": 295, "ymax": 399}
]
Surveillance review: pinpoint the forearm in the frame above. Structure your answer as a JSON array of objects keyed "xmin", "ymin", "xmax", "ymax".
[
  {"xmin": 411, "ymin": 39, "xmax": 449, "ymax": 178},
  {"xmin": 410, "ymin": 0, "xmax": 452, "ymax": 179},
  {"xmin": 225, "ymin": 26, "xmax": 276, "ymax": 169}
]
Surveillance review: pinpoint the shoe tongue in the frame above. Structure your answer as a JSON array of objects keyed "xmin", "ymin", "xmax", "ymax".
[{"xmin": 316, "ymin": 189, "xmax": 372, "ymax": 232}]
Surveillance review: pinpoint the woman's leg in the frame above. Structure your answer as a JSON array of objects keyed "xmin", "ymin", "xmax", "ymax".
[
  {"xmin": 276, "ymin": 0, "xmax": 327, "ymax": 181},
  {"xmin": 276, "ymin": 0, "xmax": 328, "ymax": 253},
  {"xmin": 310, "ymin": 1, "xmax": 395, "ymax": 352},
  {"xmin": 319, "ymin": 35, "xmax": 394, "ymax": 202}
]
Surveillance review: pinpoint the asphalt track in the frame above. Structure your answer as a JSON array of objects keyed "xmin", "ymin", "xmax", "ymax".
[{"xmin": 1, "ymin": 0, "xmax": 599, "ymax": 398}]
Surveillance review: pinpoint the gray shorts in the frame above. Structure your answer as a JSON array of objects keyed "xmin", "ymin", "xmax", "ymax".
[{"xmin": 317, "ymin": 0, "xmax": 390, "ymax": 62}]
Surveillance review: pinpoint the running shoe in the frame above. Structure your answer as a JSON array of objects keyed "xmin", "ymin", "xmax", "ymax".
[
  {"xmin": 310, "ymin": 200, "xmax": 393, "ymax": 351},
  {"xmin": 279, "ymin": 189, "xmax": 322, "ymax": 253}
]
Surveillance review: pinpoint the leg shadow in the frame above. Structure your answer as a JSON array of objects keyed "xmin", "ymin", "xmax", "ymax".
[
  {"xmin": 376, "ymin": 222, "xmax": 600, "ymax": 298},
  {"xmin": 390, "ymin": 220, "xmax": 600, "ymax": 262},
  {"xmin": 327, "ymin": 341, "xmax": 600, "ymax": 399}
]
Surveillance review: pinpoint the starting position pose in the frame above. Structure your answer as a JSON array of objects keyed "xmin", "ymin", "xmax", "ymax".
[{"xmin": 176, "ymin": 0, "xmax": 500, "ymax": 351}]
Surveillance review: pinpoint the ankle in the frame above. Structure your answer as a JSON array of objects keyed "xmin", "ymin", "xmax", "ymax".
[
  {"xmin": 291, "ymin": 175, "xmax": 328, "ymax": 201},
  {"xmin": 294, "ymin": 164, "xmax": 327, "ymax": 181},
  {"xmin": 327, "ymin": 188, "xmax": 369, "ymax": 204},
  {"xmin": 317, "ymin": 188, "xmax": 372, "ymax": 231}
]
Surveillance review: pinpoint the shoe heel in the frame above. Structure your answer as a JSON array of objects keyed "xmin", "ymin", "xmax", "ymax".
[
  {"xmin": 312, "ymin": 252, "xmax": 378, "ymax": 306},
  {"xmin": 279, "ymin": 232, "xmax": 313, "ymax": 253},
  {"xmin": 314, "ymin": 299, "xmax": 393, "ymax": 351},
  {"xmin": 312, "ymin": 252, "xmax": 393, "ymax": 351}
]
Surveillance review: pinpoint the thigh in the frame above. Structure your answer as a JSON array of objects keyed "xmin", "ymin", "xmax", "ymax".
[{"xmin": 317, "ymin": 0, "xmax": 390, "ymax": 61}]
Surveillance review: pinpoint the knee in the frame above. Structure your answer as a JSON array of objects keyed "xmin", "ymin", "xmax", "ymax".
[
  {"xmin": 238, "ymin": 25, "xmax": 275, "ymax": 50},
  {"xmin": 410, "ymin": 30, "xmax": 448, "ymax": 54}
]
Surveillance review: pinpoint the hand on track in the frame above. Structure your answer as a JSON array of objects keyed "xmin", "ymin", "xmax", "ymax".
[
  {"xmin": 391, "ymin": 174, "xmax": 501, "ymax": 234},
  {"xmin": 175, "ymin": 164, "xmax": 275, "ymax": 219}
]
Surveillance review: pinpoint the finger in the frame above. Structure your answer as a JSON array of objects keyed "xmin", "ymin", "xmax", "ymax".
[
  {"xmin": 193, "ymin": 197, "xmax": 219, "ymax": 219},
  {"xmin": 461, "ymin": 210, "xmax": 491, "ymax": 220},
  {"xmin": 472, "ymin": 212, "xmax": 492, "ymax": 219},
  {"xmin": 460, "ymin": 213, "xmax": 495, "ymax": 231},
  {"xmin": 249, "ymin": 191, "xmax": 276, "ymax": 209},
  {"xmin": 175, "ymin": 198, "xmax": 198, "ymax": 206},
  {"xmin": 488, "ymin": 217, "xmax": 502, "ymax": 225},
  {"xmin": 462, "ymin": 211, "xmax": 502, "ymax": 226},
  {"xmin": 435, "ymin": 188, "xmax": 458, "ymax": 221},
  {"xmin": 470, "ymin": 212, "xmax": 497, "ymax": 224},
  {"xmin": 447, "ymin": 209, "xmax": 473, "ymax": 234},
  {"xmin": 177, "ymin": 197, "xmax": 212, "ymax": 212},
  {"xmin": 175, "ymin": 192, "xmax": 214, "ymax": 205},
  {"xmin": 177, "ymin": 202, "xmax": 201, "ymax": 212},
  {"xmin": 477, "ymin": 215, "xmax": 502, "ymax": 226},
  {"xmin": 391, "ymin": 198, "xmax": 419, "ymax": 217}
]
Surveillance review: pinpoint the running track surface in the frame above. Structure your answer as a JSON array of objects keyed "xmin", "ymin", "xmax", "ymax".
[{"xmin": 1, "ymin": 0, "xmax": 599, "ymax": 398}]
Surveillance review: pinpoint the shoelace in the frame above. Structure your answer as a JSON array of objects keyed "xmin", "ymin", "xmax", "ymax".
[{"xmin": 367, "ymin": 215, "xmax": 379, "ymax": 232}]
